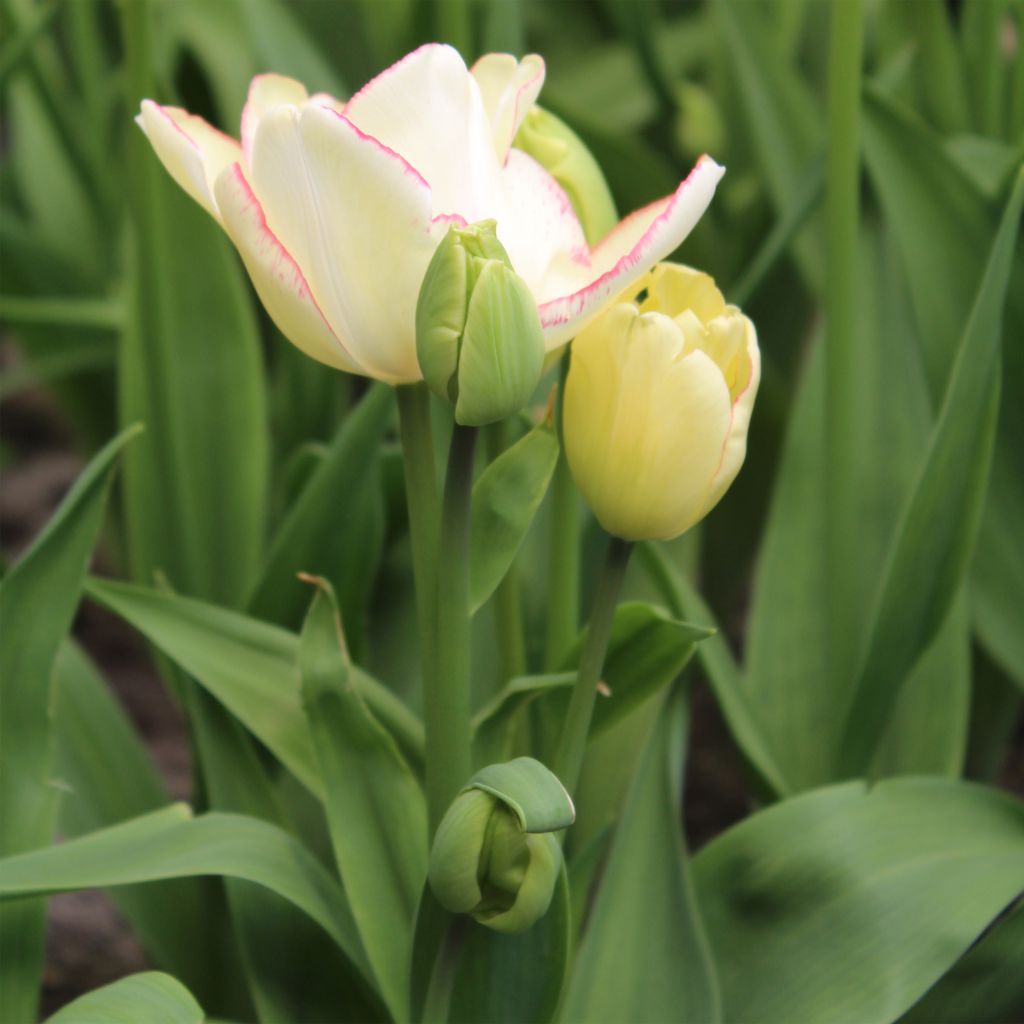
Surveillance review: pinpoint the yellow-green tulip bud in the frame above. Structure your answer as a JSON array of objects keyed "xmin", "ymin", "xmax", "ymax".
[
  {"xmin": 416, "ymin": 220, "xmax": 544, "ymax": 427},
  {"xmin": 428, "ymin": 758, "xmax": 574, "ymax": 934},
  {"xmin": 513, "ymin": 107, "xmax": 618, "ymax": 246},
  {"xmin": 564, "ymin": 263, "xmax": 760, "ymax": 541}
]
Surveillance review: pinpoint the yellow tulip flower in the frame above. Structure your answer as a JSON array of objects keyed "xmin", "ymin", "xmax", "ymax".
[{"xmin": 564, "ymin": 263, "xmax": 760, "ymax": 541}]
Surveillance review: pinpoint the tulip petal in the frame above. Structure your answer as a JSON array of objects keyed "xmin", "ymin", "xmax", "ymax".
[
  {"xmin": 567, "ymin": 308, "xmax": 732, "ymax": 540},
  {"xmin": 497, "ymin": 149, "xmax": 590, "ymax": 299},
  {"xmin": 343, "ymin": 43, "xmax": 501, "ymax": 220},
  {"xmin": 703, "ymin": 317, "xmax": 761, "ymax": 514},
  {"xmin": 241, "ymin": 73, "xmax": 309, "ymax": 164},
  {"xmin": 136, "ymin": 101, "xmax": 241, "ymax": 220},
  {"xmin": 538, "ymin": 156, "xmax": 725, "ymax": 346},
  {"xmin": 213, "ymin": 163, "xmax": 360, "ymax": 374},
  {"xmin": 250, "ymin": 104, "xmax": 439, "ymax": 383},
  {"xmin": 471, "ymin": 53, "xmax": 545, "ymax": 163}
]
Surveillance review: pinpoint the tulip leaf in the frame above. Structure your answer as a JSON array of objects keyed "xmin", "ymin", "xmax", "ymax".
[
  {"xmin": 120, "ymin": 105, "xmax": 268, "ymax": 610},
  {"xmin": 558, "ymin": 601, "xmax": 710, "ymax": 735},
  {"xmin": 903, "ymin": 902, "xmax": 1024, "ymax": 1023},
  {"xmin": 447, "ymin": 865, "xmax": 572, "ymax": 1024},
  {"xmin": 470, "ymin": 422, "xmax": 559, "ymax": 614},
  {"xmin": 84, "ymin": 578, "xmax": 425, "ymax": 794},
  {"xmin": 299, "ymin": 578, "xmax": 427, "ymax": 1023},
  {"xmin": 745, "ymin": 221, "xmax": 972, "ymax": 791},
  {"xmin": 862, "ymin": 87, "xmax": 1024, "ymax": 694},
  {"xmin": 0, "ymin": 805, "xmax": 375, "ymax": 996},
  {"xmin": 637, "ymin": 542, "xmax": 793, "ymax": 799},
  {"xmin": 465, "ymin": 758, "xmax": 575, "ymax": 833},
  {"xmin": 472, "ymin": 602, "xmax": 709, "ymax": 766},
  {"xmin": 716, "ymin": 0, "xmax": 823, "ymax": 290},
  {"xmin": 53, "ymin": 641, "xmax": 216, "ymax": 1000},
  {"xmin": 836, "ymin": 171, "xmax": 1024, "ymax": 775},
  {"xmin": 694, "ymin": 778, "xmax": 1024, "ymax": 1024},
  {"xmin": 562, "ymin": 690, "xmax": 721, "ymax": 1024},
  {"xmin": 0, "ymin": 424, "xmax": 138, "ymax": 1024},
  {"xmin": 45, "ymin": 972, "xmax": 204, "ymax": 1024},
  {"xmin": 248, "ymin": 383, "xmax": 393, "ymax": 636}
]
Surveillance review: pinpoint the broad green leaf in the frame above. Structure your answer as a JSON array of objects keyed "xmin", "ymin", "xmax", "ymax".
[
  {"xmin": 249, "ymin": 383, "xmax": 393, "ymax": 633},
  {"xmin": 0, "ymin": 424, "xmax": 138, "ymax": 1024},
  {"xmin": 903, "ymin": 903, "xmax": 1024, "ymax": 1023},
  {"xmin": 883, "ymin": 0, "xmax": 970, "ymax": 134},
  {"xmin": 84, "ymin": 578, "xmax": 424, "ymax": 793},
  {"xmin": 559, "ymin": 601, "xmax": 710, "ymax": 734},
  {"xmin": 837, "ymin": 172, "xmax": 1024, "ymax": 775},
  {"xmin": 472, "ymin": 602, "xmax": 708, "ymax": 765},
  {"xmin": 746, "ymin": 224, "xmax": 972, "ymax": 791},
  {"xmin": 53, "ymin": 642, "xmax": 216, "ymax": 999},
  {"xmin": 0, "ymin": 805, "xmax": 374, "ymax": 992},
  {"xmin": 862, "ymin": 89, "xmax": 1024, "ymax": 689},
  {"xmin": 716, "ymin": 0, "xmax": 823, "ymax": 290},
  {"xmin": 694, "ymin": 778, "xmax": 1024, "ymax": 1024},
  {"xmin": 562, "ymin": 691, "xmax": 720, "ymax": 1024},
  {"xmin": 121, "ymin": 13, "xmax": 268, "ymax": 608},
  {"xmin": 470, "ymin": 422, "xmax": 559, "ymax": 614},
  {"xmin": 299, "ymin": 580, "xmax": 427, "ymax": 1022},
  {"xmin": 447, "ymin": 867, "xmax": 572, "ymax": 1024},
  {"xmin": 46, "ymin": 971, "xmax": 203, "ymax": 1024},
  {"xmin": 637, "ymin": 542, "xmax": 791, "ymax": 799}
]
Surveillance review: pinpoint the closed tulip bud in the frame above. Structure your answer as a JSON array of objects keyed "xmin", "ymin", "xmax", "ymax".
[
  {"xmin": 416, "ymin": 220, "xmax": 545, "ymax": 427},
  {"xmin": 513, "ymin": 107, "xmax": 618, "ymax": 245},
  {"xmin": 428, "ymin": 758, "xmax": 574, "ymax": 934},
  {"xmin": 564, "ymin": 263, "xmax": 760, "ymax": 541}
]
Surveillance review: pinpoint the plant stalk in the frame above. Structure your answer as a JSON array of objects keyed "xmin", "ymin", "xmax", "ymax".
[
  {"xmin": 396, "ymin": 385, "xmax": 443, "ymax": 825},
  {"xmin": 824, "ymin": 0, "xmax": 865, "ymax": 681},
  {"xmin": 431, "ymin": 422, "xmax": 478, "ymax": 831},
  {"xmin": 553, "ymin": 536, "xmax": 632, "ymax": 795},
  {"xmin": 545, "ymin": 356, "xmax": 581, "ymax": 669}
]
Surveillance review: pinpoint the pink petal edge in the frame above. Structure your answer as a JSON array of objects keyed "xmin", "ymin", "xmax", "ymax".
[
  {"xmin": 538, "ymin": 155, "xmax": 722, "ymax": 331},
  {"xmin": 224, "ymin": 162, "xmax": 356, "ymax": 365}
]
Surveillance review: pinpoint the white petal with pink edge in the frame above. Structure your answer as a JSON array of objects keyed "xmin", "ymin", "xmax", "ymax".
[
  {"xmin": 249, "ymin": 104, "xmax": 439, "ymax": 384},
  {"xmin": 496, "ymin": 148, "xmax": 590, "ymax": 301},
  {"xmin": 538, "ymin": 156, "xmax": 725, "ymax": 346},
  {"xmin": 136, "ymin": 101, "xmax": 241, "ymax": 220},
  {"xmin": 213, "ymin": 162, "xmax": 360, "ymax": 374},
  {"xmin": 343, "ymin": 43, "xmax": 501, "ymax": 221},
  {"xmin": 471, "ymin": 53, "xmax": 545, "ymax": 163},
  {"xmin": 240, "ymin": 73, "xmax": 309, "ymax": 164}
]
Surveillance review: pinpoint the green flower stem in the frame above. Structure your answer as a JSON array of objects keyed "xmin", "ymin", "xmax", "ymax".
[
  {"xmin": 545, "ymin": 357, "xmax": 581, "ymax": 670},
  {"xmin": 432, "ymin": 422, "xmax": 478, "ymax": 831},
  {"xmin": 553, "ymin": 536, "xmax": 633, "ymax": 795},
  {"xmin": 485, "ymin": 421, "xmax": 527, "ymax": 681},
  {"xmin": 824, "ymin": 0, "xmax": 865, "ymax": 679},
  {"xmin": 396, "ymin": 385, "xmax": 443, "ymax": 823}
]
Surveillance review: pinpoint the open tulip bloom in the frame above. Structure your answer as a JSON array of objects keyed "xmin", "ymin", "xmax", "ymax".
[{"xmin": 136, "ymin": 43, "xmax": 724, "ymax": 384}]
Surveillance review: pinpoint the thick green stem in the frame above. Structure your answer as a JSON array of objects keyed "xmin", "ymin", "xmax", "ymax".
[
  {"xmin": 553, "ymin": 536, "xmax": 632, "ymax": 795},
  {"xmin": 545, "ymin": 357, "xmax": 581, "ymax": 669},
  {"xmin": 396, "ymin": 386, "xmax": 443, "ymax": 819},
  {"xmin": 485, "ymin": 421, "xmax": 527, "ymax": 681},
  {"xmin": 431, "ymin": 423, "xmax": 478, "ymax": 831},
  {"xmin": 824, "ymin": 0, "xmax": 865, "ymax": 680}
]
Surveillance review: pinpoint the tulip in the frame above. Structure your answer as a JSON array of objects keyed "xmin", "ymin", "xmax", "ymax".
[
  {"xmin": 563, "ymin": 263, "xmax": 760, "ymax": 541},
  {"xmin": 136, "ymin": 45, "xmax": 724, "ymax": 385},
  {"xmin": 416, "ymin": 220, "xmax": 544, "ymax": 426},
  {"xmin": 428, "ymin": 757, "xmax": 574, "ymax": 934}
]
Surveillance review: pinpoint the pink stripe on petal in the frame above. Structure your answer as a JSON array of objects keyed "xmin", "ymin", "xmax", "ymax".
[
  {"xmin": 538, "ymin": 156, "xmax": 724, "ymax": 340},
  {"xmin": 216, "ymin": 163, "xmax": 359, "ymax": 373}
]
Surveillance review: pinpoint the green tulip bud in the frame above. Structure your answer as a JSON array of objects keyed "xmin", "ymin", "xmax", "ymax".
[
  {"xmin": 428, "ymin": 758, "xmax": 574, "ymax": 934},
  {"xmin": 416, "ymin": 220, "xmax": 544, "ymax": 427},
  {"xmin": 513, "ymin": 107, "xmax": 618, "ymax": 245}
]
